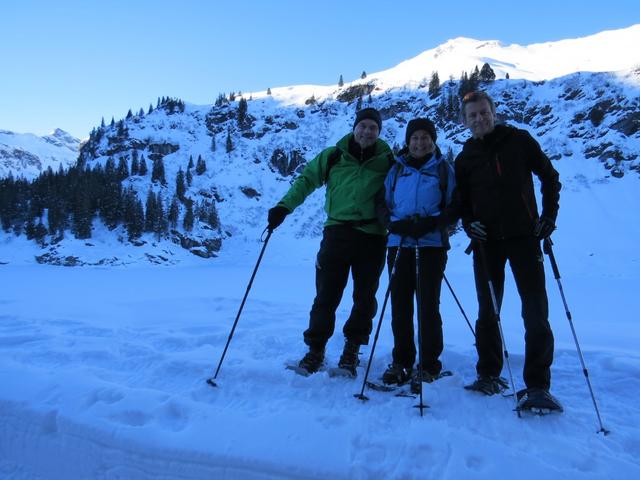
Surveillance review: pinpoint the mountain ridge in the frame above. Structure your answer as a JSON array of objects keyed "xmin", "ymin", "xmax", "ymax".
[{"xmin": 0, "ymin": 25, "xmax": 638, "ymax": 265}]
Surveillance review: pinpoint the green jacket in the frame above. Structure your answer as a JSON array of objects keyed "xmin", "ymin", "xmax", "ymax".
[{"xmin": 278, "ymin": 133, "xmax": 393, "ymax": 235}]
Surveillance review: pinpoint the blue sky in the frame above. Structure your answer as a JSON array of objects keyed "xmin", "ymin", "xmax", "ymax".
[{"xmin": 2, "ymin": 0, "xmax": 638, "ymax": 138}]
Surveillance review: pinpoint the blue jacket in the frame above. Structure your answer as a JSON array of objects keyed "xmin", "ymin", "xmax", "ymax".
[{"xmin": 384, "ymin": 152, "xmax": 456, "ymax": 248}]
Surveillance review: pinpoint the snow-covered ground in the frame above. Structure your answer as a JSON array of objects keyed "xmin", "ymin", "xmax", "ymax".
[{"xmin": 1, "ymin": 168, "xmax": 639, "ymax": 479}]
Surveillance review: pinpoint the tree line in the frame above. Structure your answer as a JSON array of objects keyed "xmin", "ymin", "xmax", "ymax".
[{"xmin": 0, "ymin": 153, "xmax": 219, "ymax": 246}]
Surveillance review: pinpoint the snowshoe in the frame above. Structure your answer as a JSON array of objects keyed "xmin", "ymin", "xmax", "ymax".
[
  {"xmin": 410, "ymin": 370, "xmax": 453, "ymax": 394},
  {"xmin": 364, "ymin": 381, "xmax": 416, "ymax": 398},
  {"xmin": 464, "ymin": 375, "xmax": 509, "ymax": 396},
  {"xmin": 286, "ymin": 347, "xmax": 324, "ymax": 376},
  {"xmin": 328, "ymin": 366, "xmax": 357, "ymax": 378},
  {"xmin": 381, "ymin": 363, "xmax": 413, "ymax": 386},
  {"xmin": 516, "ymin": 388, "xmax": 563, "ymax": 415}
]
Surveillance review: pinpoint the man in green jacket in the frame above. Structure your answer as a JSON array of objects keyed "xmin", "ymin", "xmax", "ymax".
[{"xmin": 268, "ymin": 108, "xmax": 393, "ymax": 376}]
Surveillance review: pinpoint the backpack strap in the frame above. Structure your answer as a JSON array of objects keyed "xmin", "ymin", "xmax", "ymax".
[
  {"xmin": 323, "ymin": 147, "xmax": 342, "ymax": 185},
  {"xmin": 388, "ymin": 162, "xmax": 403, "ymax": 212},
  {"xmin": 437, "ymin": 159, "xmax": 450, "ymax": 249},
  {"xmin": 438, "ymin": 160, "xmax": 448, "ymax": 212}
]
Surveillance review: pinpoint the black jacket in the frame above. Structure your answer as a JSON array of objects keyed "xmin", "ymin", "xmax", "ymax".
[{"xmin": 454, "ymin": 125, "xmax": 561, "ymax": 240}]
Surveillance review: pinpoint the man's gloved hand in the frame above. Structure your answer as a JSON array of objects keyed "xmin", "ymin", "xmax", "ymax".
[
  {"xmin": 410, "ymin": 216, "xmax": 440, "ymax": 238},
  {"xmin": 533, "ymin": 216, "xmax": 555, "ymax": 239},
  {"xmin": 267, "ymin": 205, "xmax": 290, "ymax": 230},
  {"xmin": 464, "ymin": 221, "xmax": 487, "ymax": 241},
  {"xmin": 388, "ymin": 219, "xmax": 414, "ymax": 236}
]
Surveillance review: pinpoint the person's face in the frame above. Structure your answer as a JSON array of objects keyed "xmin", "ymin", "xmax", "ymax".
[
  {"xmin": 353, "ymin": 119, "xmax": 380, "ymax": 149},
  {"xmin": 464, "ymin": 99, "xmax": 496, "ymax": 139},
  {"xmin": 408, "ymin": 130, "xmax": 434, "ymax": 159}
]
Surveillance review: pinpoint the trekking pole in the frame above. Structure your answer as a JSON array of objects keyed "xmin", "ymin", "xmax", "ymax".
[
  {"xmin": 207, "ymin": 228, "xmax": 273, "ymax": 387},
  {"xmin": 413, "ymin": 246, "xmax": 429, "ymax": 416},
  {"xmin": 543, "ymin": 237, "xmax": 609, "ymax": 435},
  {"xmin": 442, "ymin": 274, "xmax": 476, "ymax": 340},
  {"xmin": 475, "ymin": 241, "xmax": 521, "ymax": 417},
  {"xmin": 355, "ymin": 239, "xmax": 405, "ymax": 401}
]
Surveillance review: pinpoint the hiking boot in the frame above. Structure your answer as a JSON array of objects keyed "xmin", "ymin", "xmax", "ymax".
[
  {"xmin": 382, "ymin": 363, "xmax": 413, "ymax": 385},
  {"xmin": 337, "ymin": 340, "xmax": 360, "ymax": 376},
  {"xmin": 298, "ymin": 346, "xmax": 325, "ymax": 375},
  {"xmin": 410, "ymin": 369, "xmax": 440, "ymax": 394},
  {"xmin": 464, "ymin": 375, "xmax": 509, "ymax": 396},
  {"xmin": 517, "ymin": 388, "xmax": 563, "ymax": 412}
]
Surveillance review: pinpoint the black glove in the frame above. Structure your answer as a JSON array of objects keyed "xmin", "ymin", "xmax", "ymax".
[
  {"xmin": 388, "ymin": 219, "xmax": 414, "ymax": 236},
  {"xmin": 411, "ymin": 216, "xmax": 440, "ymax": 238},
  {"xmin": 267, "ymin": 205, "xmax": 289, "ymax": 230},
  {"xmin": 533, "ymin": 216, "xmax": 555, "ymax": 239},
  {"xmin": 464, "ymin": 221, "xmax": 487, "ymax": 241}
]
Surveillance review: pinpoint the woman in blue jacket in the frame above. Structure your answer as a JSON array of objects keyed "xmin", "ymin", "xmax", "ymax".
[{"xmin": 378, "ymin": 118, "xmax": 455, "ymax": 392}]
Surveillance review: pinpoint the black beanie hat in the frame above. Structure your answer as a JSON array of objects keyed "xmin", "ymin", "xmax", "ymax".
[
  {"xmin": 405, "ymin": 118, "xmax": 437, "ymax": 145},
  {"xmin": 353, "ymin": 108, "xmax": 382, "ymax": 132}
]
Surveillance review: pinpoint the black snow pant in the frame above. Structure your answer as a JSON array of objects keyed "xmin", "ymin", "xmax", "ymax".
[
  {"xmin": 387, "ymin": 246, "xmax": 447, "ymax": 375},
  {"xmin": 303, "ymin": 225, "xmax": 387, "ymax": 350},
  {"xmin": 473, "ymin": 236, "xmax": 554, "ymax": 390}
]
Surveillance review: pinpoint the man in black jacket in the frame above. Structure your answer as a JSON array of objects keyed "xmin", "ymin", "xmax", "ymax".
[{"xmin": 455, "ymin": 91, "xmax": 561, "ymax": 405}]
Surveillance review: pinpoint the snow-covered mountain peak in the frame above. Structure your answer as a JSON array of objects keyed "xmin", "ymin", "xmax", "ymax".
[
  {"xmin": 0, "ymin": 129, "xmax": 79, "ymax": 179},
  {"xmin": 44, "ymin": 128, "xmax": 80, "ymax": 151},
  {"xmin": 358, "ymin": 24, "xmax": 640, "ymax": 89}
]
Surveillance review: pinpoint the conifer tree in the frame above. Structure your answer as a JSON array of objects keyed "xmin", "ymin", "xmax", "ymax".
[
  {"xmin": 187, "ymin": 155, "xmax": 194, "ymax": 170},
  {"xmin": 99, "ymin": 158, "xmax": 122, "ymax": 230},
  {"xmin": 338, "ymin": 74, "xmax": 344, "ymax": 87},
  {"xmin": 101, "ymin": 117, "xmax": 105, "ymax": 128},
  {"xmin": 168, "ymin": 196, "xmax": 180, "ymax": 229},
  {"xmin": 267, "ymin": 87, "xmax": 272, "ymax": 95},
  {"xmin": 117, "ymin": 156, "xmax": 129, "ymax": 180},
  {"xmin": 210, "ymin": 135, "xmax": 216, "ymax": 152},
  {"xmin": 145, "ymin": 189, "xmax": 157, "ymax": 232},
  {"xmin": 237, "ymin": 97, "xmax": 248, "ymax": 127},
  {"xmin": 139, "ymin": 156, "xmax": 148, "ymax": 176},
  {"xmin": 131, "ymin": 156, "xmax": 139, "ymax": 176},
  {"xmin": 183, "ymin": 199, "xmax": 194, "ymax": 231},
  {"xmin": 151, "ymin": 158, "xmax": 166, "ymax": 185},
  {"xmin": 361, "ymin": 71, "xmax": 367, "ymax": 79},
  {"xmin": 470, "ymin": 66, "xmax": 480, "ymax": 91},
  {"xmin": 480, "ymin": 63, "xmax": 496, "ymax": 82},
  {"xmin": 186, "ymin": 168, "xmax": 193, "ymax": 187},
  {"xmin": 176, "ymin": 168, "xmax": 186, "ymax": 201},
  {"xmin": 148, "ymin": 104, "xmax": 154, "ymax": 114},
  {"xmin": 226, "ymin": 130, "xmax": 233, "ymax": 153},
  {"xmin": 196, "ymin": 155, "xmax": 206, "ymax": 175},
  {"xmin": 206, "ymin": 202, "xmax": 220, "ymax": 229},
  {"xmin": 126, "ymin": 109, "xmax": 133, "ymax": 119},
  {"xmin": 154, "ymin": 192, "xmax": 167, "ymax": 237},
  {"xmin": 72, "ymin": 179, "xmax": 93, "ymax": 239},
  {"xmin": 123, "ymin": 188, "xmax": 143, "ymax": 240},
  {"xmin": 428, "ymin": 71, "xmax": 441, "ymax": 98},
  {"xmin": 33, "ymin": 220, "xmax": 48, "ymax": 247}
]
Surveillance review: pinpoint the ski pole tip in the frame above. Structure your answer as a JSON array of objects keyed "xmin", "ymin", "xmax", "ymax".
[
  {"xmin": 353, "ymin": 393, "xmax": 370, "ymax": 402},
  {"xmin": 206, "ymin": 378, "xmax": 219, "ymax": 387}
]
